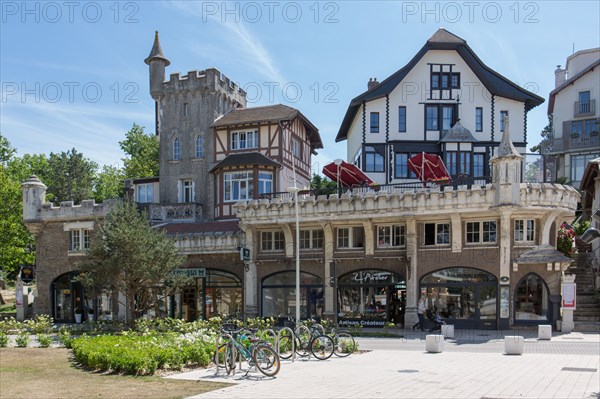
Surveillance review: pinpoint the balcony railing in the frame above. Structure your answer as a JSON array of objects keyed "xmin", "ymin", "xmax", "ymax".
[
  {"xmin": 574, "ymin": 100, "xmax": 596, "ymax": 117},
  {"xmin": 540, "ymin": 134, "xmax": 600, "ymax": 155},
  {"xmin": 258, "ymin": 176, "xmax": 492, "ymax": 200},
  {"xmin": 147, "ymin": 203, "xmax": 202, "ymax": 222}
]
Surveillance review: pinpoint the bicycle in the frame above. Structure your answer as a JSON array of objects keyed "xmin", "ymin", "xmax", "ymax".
[
  {"xmin": 277, "ymin": 320, "xmax": 334, "ymax": 360},
  {"xmin": 215, "ymin": 326, "xmax": 281, "ymax": 377},
  {"xmin": 329, "ymin": 327, "xmax": 356, "ymax": 357}
]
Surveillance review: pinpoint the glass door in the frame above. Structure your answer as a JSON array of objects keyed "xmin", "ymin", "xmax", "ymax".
[{"xmin": 476, "ymin": 285, "xmax": 498, "ymax": 329}]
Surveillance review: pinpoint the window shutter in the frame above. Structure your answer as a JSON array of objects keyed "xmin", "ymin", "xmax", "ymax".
[
  {"xmin": 191, "ymin": 181, "xmax": 196, "ymax": 203},
  {"xmin": 177, "ymin": 180, "xmax": 182, "ymax": 203}
]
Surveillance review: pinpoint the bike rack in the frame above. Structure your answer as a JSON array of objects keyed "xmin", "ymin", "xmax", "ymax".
[
  {"xmin": 277, "ymin": 327, "xmax": 296, "ymax": 362},
  {"xmin": 215, "ymin": 332, "xmax": 234, "ymax": 376}
]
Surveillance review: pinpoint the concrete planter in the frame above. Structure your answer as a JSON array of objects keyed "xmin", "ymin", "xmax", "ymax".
[
  {"xmin": 504, "ymin": 336, "xmax": 524, "ymax": 355},
  {"xmin": 425, "ymin": 334, "xmax": 445, "ymax": 353}
]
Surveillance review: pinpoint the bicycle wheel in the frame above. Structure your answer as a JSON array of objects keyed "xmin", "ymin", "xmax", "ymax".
[
  {"xmin": 310, "ymin": 335, "xmax": 334, "ymax": 360},
  {"xmin": 224, "ymin": 342, "xmax": 236, "ymax": 374},
  {"xmin": 252, "ymin": 345, "xmax": 280, "ymax": 377},
  {"xmin": 277, "ymin": 331, "xmax": 294, "ymax": 359},
  {"xmin": 295, "ymin": 325, "xmax": 311, "ymax": 357},
  {"xmin": 334, "ymin": 332, "xmax": 355, "ymax": 357}
]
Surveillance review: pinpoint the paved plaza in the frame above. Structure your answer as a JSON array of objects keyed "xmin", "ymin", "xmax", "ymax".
[{"xmin": 168, "ymin": 329, "xmax": 600, "ymax": 399}]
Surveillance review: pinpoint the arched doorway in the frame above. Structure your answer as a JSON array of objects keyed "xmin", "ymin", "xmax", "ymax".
[
  {"xmin": 514, "ymin": 273, "xmax": 550, "ymax": 323},
  {"xmin": 420, "ymin": 267, "xmax": 498, "ymax": 329},
  {"xmin": 178, "ymin": 269, "xmax": 242, "ymax": 321},
  {"xmin": 51, "ymin": 271, "xmax": 93, "ymax": 323},
  {"xmin": 261, "ymin": 271, "xmax": 323, "ymax": 320},
  {"xmin": 337, "ymin": 269, "xmax": 406, "ymax": 328}
]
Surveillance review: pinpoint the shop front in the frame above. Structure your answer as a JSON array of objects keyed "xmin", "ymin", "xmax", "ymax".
[
  {"xmin": 51, "ymin": 271, "xmax": 101, "ymax": 323},
  {"xmin": 261, "ymin": 271, "xmax": 324, "ymax": 320},
  {"xmin": 175, "ymin": 268, "xmax": 242, "ymax": 321},
  {"xmin": 337, "ymin": 269, "xmax": 406, "ymax": 328},
  {"xmin": 420, "ymin": 267, "xmax": 498, "ymax": 329}
]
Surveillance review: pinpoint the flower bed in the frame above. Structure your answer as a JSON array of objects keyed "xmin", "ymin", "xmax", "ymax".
[{"xmin": 70, "ymin": 330, "xmax": 217, "ymax": 375}]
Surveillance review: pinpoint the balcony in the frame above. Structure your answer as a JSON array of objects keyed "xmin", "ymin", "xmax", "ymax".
[
  {"xmin": 541, "ymin": 134, "xmax": 600, "ymax": 155},
  {"xmin": 147, "ymin": 202, "xmax": 202, "ymax": 222},
  {"xmin": 574, "ymin": 100, "xmax": 596, "ymax": 117}
]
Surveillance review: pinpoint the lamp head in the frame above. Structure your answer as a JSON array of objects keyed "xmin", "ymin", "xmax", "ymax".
[{"xmin": 581, "ymin": 227, "xmax": 600, "ymax": 244}]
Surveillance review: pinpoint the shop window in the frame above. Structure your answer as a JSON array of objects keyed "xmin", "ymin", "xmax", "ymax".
[
  {"xmin": 262, "ymin": 271, "xmax": 323, "ymax": 319},
  {"xmin": 261, "ymin": 231, "xmax": 285, "ymax": 251},
  {"xmin": 424, "ymin": 223, "xmax": 450, "ymax": 246},
  {"xmin": 300, "ymin": 229, "xmax": 324, "ymax": 250},
  {"xmin": 466, "ymin": 221, "xmax": 497, "ymax": 244},
  {"xmin": 337, "ymin": 227, "xmax": 364, "ymax": 249},
  {"xmin": 337, "ymin": 269, "xmax": 406, "ymax": 327},
  {"xmin": 514, "ymin": 219, "xmax": 535, "ymax": 242},
  {"xmin": 515, "ymin": 274, "xmax": 548, "ymax": 321},
  {"xmin": 377, "ymin": 225, "xmax": 405, "ymax": 248}
]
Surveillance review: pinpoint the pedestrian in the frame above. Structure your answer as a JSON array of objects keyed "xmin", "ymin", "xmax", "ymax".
[{"xmin": 413, "ymin": 294, "xmax": 426, "ymax": 331}]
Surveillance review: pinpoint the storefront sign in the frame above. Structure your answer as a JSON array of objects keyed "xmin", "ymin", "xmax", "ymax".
[
  {"xmin": 170, "ymin": 268, "xmax": 206, "ymax": 278},
  {"xmin": 353, "ymin": 272, "xmax": 390, "ymax": 283},
  {"xmin": 500, "ymin": 286, "xmax": 509, "ymax": 318},
  {"xmin": 338, "ymin": 318, "xmax": 386, "ymax": 328},
  {"xmin": 562, "ymin": 283, "xmax": 576, "ymax": 309},
  {"xmin": 20, "ymin": 265, "xmax": 34, "ymax": 284}
]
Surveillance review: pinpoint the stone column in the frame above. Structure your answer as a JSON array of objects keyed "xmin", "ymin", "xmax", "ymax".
[
  {"xmin": 242, "ymin": 227, "xmax": 258, "ymax": 318},
  {"xmin": 322, "ymin": 223, "xmax": 335, "ymax": 320},
  {"xmin": 404, "ymin": 218, "xmax": 419, "ymax": 327},
  {"xmin": 561, "ymin": 273, "xmax": 576, "ymax": 332}
]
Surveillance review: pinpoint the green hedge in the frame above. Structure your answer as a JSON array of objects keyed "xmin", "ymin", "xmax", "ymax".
[{"xmin": 71, "ymin": 330, "xmax": 216, "ymax": 375}]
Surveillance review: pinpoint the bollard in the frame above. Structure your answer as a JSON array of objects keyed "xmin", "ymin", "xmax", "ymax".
[
  {"xmin": 441, "ymin": 324, "xmax": 454, "ymax": 338},
  {"xmin": 538, "ymin": 325, "xmax": 552, "ymax": 340},
  {"xmin": 425, "ymin": 334, "xmax": 445, "ymax": 353},
  {"xmin": 504, "ymin": 335, "xmax": 524, "ymax": 355}
]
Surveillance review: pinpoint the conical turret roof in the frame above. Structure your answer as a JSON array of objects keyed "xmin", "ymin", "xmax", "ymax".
[{"xmin": 144, "ymin": 31, "xmax": 170, "ymax": 66}]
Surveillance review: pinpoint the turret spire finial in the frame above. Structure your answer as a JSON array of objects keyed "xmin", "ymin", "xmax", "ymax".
[{"xmin": 145, "ymin": 31, "xmax": 170, "ymax": 66}]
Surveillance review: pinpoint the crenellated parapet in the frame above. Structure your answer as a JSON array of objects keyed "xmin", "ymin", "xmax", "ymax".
[
  {"xmin": 173, "ymin": 231, "xmax": 241, "ymax": 255},
  {"xmin": 235, "ymin": 183, "xmax": 580, "ymax": 225},
  {"xmin": 162, "ymin": 68, "xmax": 246, "ymax": 102},
  {"xmin": 36, "ymin": 199, "xmax": 120, "ymax": 222}
]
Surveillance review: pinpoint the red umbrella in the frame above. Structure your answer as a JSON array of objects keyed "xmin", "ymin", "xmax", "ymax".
[
  {"xmin": 408, "ymin": 153, "xmax": 452, "ymax": 184},
  {"xmin": 322, "ymin": 160, "xmax": 375, "ymax": 188}
]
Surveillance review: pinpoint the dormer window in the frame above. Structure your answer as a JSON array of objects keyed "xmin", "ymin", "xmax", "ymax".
[{"xmin": 231, "ymin": 130, "xmax": 258, "ymax": 150}]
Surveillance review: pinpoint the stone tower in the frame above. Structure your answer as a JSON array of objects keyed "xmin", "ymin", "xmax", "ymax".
[
  {"xmin": 491, "ymin": 115, "xmax": 523, "ymax": 207},
  {"xmin": 22, "ymin": 175, "xmax": 47, "ymax": 235},
  {"xmin": 145, "ymin": 32, "xmax": 247, "ymax": 221}
]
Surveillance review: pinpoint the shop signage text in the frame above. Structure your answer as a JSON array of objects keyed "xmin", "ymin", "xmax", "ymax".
[
  {"xmin": 353, "ymin": 272, "xmax": 390, "ymax": 283},
  {"xmin": 170, "ymin": 268, "xmax": 206, "ymax": 278},
  {"xmin": 338, "ymin": 318, "xmax": 386, "ymax": 327}
]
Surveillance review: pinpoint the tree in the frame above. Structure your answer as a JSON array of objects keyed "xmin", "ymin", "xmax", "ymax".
[
  {"xmin": 94, "ymin": 165, "xmax": 125, "ymax": 202},
  {"xmin": 529, "ymin": 116, "xmax": 553, "ymax": 153},
  {"xmin": 46, "ymin": 148, "xmax": 97, "ymax": 204},
  {"xmin": 77, "ymin": 201, "xmax": 183, "ymax": 322},
  {"xmin": 120, "ymin": 124, "xmax": 159, "ymax": 179},
  {"xmin": 0, "ymin": 133, "xmax": 16, "ymax": 166},
  {"xmin": 0, "ymin": 135, "xmax": 35, "ymax": 282},
  {"xmin": 310, "ymin": 174, "xmax": 337, "ymax": 196}
]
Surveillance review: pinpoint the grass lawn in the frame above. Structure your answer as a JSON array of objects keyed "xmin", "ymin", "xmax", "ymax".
[{"xmin": 0, "ymin": 348, "xmax": 230, "ymax": 399}]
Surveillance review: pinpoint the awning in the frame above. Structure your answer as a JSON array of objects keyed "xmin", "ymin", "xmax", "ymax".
[
  {"xmin": 408, "ymin": 152, "xmax": 452, "ymax": 184},
  {"xmin": 322, "ymin": 161, "xmax": 375, "ymax": 188}
]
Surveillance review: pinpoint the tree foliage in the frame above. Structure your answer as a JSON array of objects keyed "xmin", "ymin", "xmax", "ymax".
[
  {"xmin": 310, "ymin": 174, "xmax": 337, "ymax": 196},
  {"xmin": 94, "ymin": 165, "xmax": 125, "ymax": 202},
  {"xmin": 77, "ymin": 201, "xmax": 183, "ymax": 322},
  {"xmin": 46, "ymin": 148, "xmax": 97, "ymax": 204},
  {"xmin": 120, "ymin": 124, "xmax": 159, "ymax": 179},
  {"xmin": 529, "ymin": 116, "xmax": 553, "ymax": 153}
]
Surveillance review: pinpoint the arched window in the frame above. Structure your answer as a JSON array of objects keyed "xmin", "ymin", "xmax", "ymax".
[
  {"xmin": 262, "ymin": 271, "xmax": 322, "ymax": 319},
  {"xmin": 515, "ymin": 274, "xmax": 549, "ymax": 321},
  {"xmin": 173, "ymin": 138, "xmax": 181, "ymax": 160},
  {"xmin": 195, "ymin": 135, "xmax": 204, "ymax": 158}
]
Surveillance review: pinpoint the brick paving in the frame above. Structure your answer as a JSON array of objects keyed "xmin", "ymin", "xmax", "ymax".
[{"xmin": 169, "ymin": 330, "xmax": 600, "ymax": 399}]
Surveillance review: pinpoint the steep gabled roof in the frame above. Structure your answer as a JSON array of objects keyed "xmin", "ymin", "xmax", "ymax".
[
  {"xmin": 439, "ymin": 120, "xmax": 477, "ymax": 143},
  {"xmin": 336, "ymin": 28, "xmax": 544, "ymax": 142},
  {"xmin": 212, "ymin": 104, "xmax": 323, "ymax": 150},
  {"xmin": 548, "ymin": 59, "xmax": 600, "ymax": 114}
]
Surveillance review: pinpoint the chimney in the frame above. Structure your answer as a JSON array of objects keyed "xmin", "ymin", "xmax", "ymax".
[
  {"xmin": 368, "ymin": 77, "xmax": 379, "ymax": 91},
  {"xmin": 555, "ymin": 65, "xmax": 567, "ymax": 88}
]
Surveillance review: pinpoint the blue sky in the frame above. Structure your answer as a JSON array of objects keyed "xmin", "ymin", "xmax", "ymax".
[{"xmin": 2, "ymin": 1, "xmax": 599, "ymax": 174}]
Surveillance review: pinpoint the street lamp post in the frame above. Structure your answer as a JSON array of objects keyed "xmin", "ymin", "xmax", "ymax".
[{"xmin": 286, "ymin": 186, "xmax": 301, "ymax": 326}]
